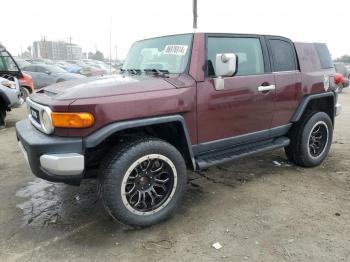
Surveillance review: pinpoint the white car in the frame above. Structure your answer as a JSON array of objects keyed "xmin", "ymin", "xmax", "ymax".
[{"xmin": 0, "ymin": 75, "xmax": 23, "ymax": 127}]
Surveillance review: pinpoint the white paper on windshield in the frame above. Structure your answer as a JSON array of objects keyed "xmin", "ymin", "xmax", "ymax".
[{"xmin": 164, "ymin": 45, "xmax": 188, "ymax": 55}]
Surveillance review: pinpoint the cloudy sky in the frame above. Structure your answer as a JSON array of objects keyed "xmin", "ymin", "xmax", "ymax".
[{"xmin": 1, "ymin": 0, "xmax": 349, "ymax": 59}]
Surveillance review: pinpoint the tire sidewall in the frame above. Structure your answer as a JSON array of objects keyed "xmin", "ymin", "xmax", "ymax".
[
  {"xmin": 300, "ymin": 112, "xmax": 333, "ymax": 166},
  {"xmin": 102, "ymin": 139, "xmax": 187, "ymax": 227}
]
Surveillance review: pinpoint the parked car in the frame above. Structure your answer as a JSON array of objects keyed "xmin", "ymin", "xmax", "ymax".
[
  {"xmin": 334, "ymin": 62, "xmax": 349, "ymax": 90},
  {"xmin": 0, "ymin": 46, "xmax": 34, "ymax": 100},
  {"xmin": 0, "ymin": 75, "xmax": 23, "ymax": 127},
  {"xmin": 13, "ymin": 56, "xmax": 31, "ymax": 69},
  {"xmin": 65, "ymin": 60, "xmax": 103, "ymax": 76},
  {"xmin": 16, "ymin": 33, "xmax": 341, "ymax": 227},
  {"xmin": 55, "ymin": 61, "xmax": 82, "ymax": 74},
  {"xmin": 22, "ymin": 64, "xmax": 85, "ymax": 88},
  {"xmin": 27, "ymin": 58, "xmax": 55, "ymax": 65},
  {"xmin": 83, "ymin": 59, "xmax": 116, "ymax": 74}
]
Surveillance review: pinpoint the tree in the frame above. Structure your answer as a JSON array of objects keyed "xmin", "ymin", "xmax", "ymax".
[
  {"xmin": 93, "ymin": 51, "xmax": 104, "ymax": 61},
  {"xmin": 87, "ymin": 51, "xmax": 105, "ymax": 61},
  {"xmin": 334, "ymin": 55, "xmax": 350, "ymax": 64}
]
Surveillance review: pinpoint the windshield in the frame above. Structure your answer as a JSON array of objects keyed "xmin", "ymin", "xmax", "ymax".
[
  {"xmin": 0, "ymin": 50, "xmax": 20, "ymax": 73},
  {"xmin": 122, "ymin": 34, "xmax": 192, "ymax": 74}
]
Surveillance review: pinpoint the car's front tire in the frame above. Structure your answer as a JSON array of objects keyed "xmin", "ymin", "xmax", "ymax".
[
  {"xmin": 99, "ymin": 137, "xmax": 187, "ymax": 227},
  {"xmin": 285, "ymin": 112, "xmax": 333, "ymax": 167},
  {"xmin": 20, "ymin": 87, "xmax": 30, "ymax": 101}
]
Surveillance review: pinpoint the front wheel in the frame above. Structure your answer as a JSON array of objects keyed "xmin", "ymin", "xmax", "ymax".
[
  {"xmin": 99, "ymin": 137, "xmax": 187, "ymax": 227},
  {"xmin": 0, "ymin": 107, "xmax": 6, "ymax": 127},
  {"xmin": 20, "ymin": 87, "xmax": 30, "ymax": 101},
  {"xmin": 285, "ymin": 112, "xmax": 333, "ymax": 167}
]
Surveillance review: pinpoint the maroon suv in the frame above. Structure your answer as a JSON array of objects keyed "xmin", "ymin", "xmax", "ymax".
[{"xmin": 16, "ymin": 33, "xmax": 341, "ymax": 227}]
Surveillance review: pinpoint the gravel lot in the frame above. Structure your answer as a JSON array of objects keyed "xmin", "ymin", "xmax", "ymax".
[{"xmin": 0, "ymin": 89, "xmax": 349, "ymax": 262}]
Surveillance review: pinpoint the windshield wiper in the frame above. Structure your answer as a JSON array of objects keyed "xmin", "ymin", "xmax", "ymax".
[
  {"xmin": 143, "ymin": 69, "xmax": 169, "ymax": 77},
  {"xmin": 120, "ymin": 68, "xmax": 142, "ymax": 75}
]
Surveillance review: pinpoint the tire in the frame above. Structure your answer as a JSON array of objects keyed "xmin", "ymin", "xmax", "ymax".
[
  {"xmin": 20, "ymin": 86, "xmax": 30, "ymax": 101},
  {"xmin": 0, "ymin": 107, "xmax": 6, "ymax": 127},
  {"xmin": 99, "ymin": 137, "xmax": 187, "ymax": 227},
  {"xmin": 285, "ymin": 112, "xmax": 333, "ymax": 167}
]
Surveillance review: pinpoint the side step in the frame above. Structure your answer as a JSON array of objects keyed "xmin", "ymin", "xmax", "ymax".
[{"xmin": 196, "ymin": 137, "xmax": 290, "ymax": 170}]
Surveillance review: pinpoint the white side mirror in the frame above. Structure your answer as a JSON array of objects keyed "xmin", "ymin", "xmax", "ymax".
[
  {"xmin": 215, "ymin": 53, "xmax": 237, "ymax": 77},
  {"xmin": 214, "ymin": 53, "xmax": 238, "ymax": 90}
]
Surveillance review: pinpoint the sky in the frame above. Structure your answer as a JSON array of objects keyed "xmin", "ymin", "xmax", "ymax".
[{"xmin": 1, "ymin": 0, "xmax": 349, "ymax": 59}]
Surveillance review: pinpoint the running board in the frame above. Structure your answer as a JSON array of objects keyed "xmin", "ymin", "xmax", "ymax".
[{"xmin": 196, "ymin": 137, "xmax": 290, "ymax": 170}]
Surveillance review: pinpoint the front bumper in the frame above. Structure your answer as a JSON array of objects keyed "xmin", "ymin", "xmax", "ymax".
[
  {"xmin": 16, "ymin": 119, "xmax": 84, "ymax": 185},
  {"xmin": 335, "ymin": 103, "xmax": 342, "ymax": 116}
]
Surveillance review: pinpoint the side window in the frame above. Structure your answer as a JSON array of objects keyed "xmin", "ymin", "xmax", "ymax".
[
  {"xmin": 314, "ymin": 43, "xmax": 333, "ymax": 69},
  {"xmin": 23, "ymin": 65, "xmax": 36, "ymax": 72},
  {"xmin": 207, "ymin": 37, "xmax": 265, "ymax": 77},
  {"xmin": 269, "ymin": 39, "xmax": 297, "ymax": 72},
  {"xmin": 36, "ymin": 66, "xmax": 47, "ymax": 73}
]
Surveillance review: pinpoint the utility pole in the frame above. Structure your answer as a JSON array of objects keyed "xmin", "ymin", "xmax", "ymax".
[
  {"xmin": 193, "ymin": 0, "xmax": 198, "ymax": 29},
  {"xmin": 109, "ymin": 16, "xmax": 112, "ymax": 73},
  {"xmin": 115, "ymin": 45, "xmax": 118, "ymax": 62},
  {"xmin": 68, "ymin": 36, "xmax": 73, "ymax": 60}
]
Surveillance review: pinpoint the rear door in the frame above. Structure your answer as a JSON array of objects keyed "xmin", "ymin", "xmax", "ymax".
[
  {"xmin": 266, "ymin": 37, "xmax": 302, "ymax": 128},
  {"xmin": 197, "ymin": 34, "xmax": 276, "ymax": 144}
]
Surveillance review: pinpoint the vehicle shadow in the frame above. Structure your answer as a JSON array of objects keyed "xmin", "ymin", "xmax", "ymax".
[{"xmin": 11, "ymin": 149, "xmax": 296, "ymax": 254}]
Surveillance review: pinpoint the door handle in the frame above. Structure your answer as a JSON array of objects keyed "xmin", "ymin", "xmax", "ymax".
[{"xmin": 258, "ymin": 85, "xmax": 275, "ymax": 92}]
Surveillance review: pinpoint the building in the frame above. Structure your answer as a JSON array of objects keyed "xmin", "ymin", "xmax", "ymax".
[
  {"xmin": 66, "ymin": 43, "xmax": 82, "ymax": 60},
  {"xmin": 33, "ymin": 39, "xmax": 82, "ymax": 60}
]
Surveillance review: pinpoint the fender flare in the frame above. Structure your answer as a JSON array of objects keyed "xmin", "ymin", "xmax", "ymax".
[
  {"xmin": 290, "ymin": 92, "xmax": 335, "ymax": 123},
  {"xmin": 0, "ymin": 89, "xmax": 11, "ymax": 108},
  {"xmin": 83, "ymin": 115, "xmax": 196, "ymax": 169}
]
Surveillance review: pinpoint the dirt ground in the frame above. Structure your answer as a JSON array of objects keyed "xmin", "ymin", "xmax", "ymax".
[{"xmin": 0, "ymin": 90, "xmax": 350, "ymax": 262}]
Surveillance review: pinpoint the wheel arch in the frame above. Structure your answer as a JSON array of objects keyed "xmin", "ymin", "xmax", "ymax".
[
  {"xmin": 84, "ymin": 115, "xmax": 196, "ymax": 170},
  {"xmin": 291, "ymin": 92, "xmax": 335, "ymax": 124}
]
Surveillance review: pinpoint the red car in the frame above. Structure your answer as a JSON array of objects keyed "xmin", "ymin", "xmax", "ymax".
[
  {"xmin": 0, "ymin": 46, "xmax": 34, "ymax": 100},
  {"xmin": 16, "ymin": 33, "xmax": 341, "ymax": 227}
]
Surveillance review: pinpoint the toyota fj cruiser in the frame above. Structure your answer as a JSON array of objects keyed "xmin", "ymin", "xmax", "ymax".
[{"xmin": 16, "ymin": 33, "xmax": 341, "ymax": 227}]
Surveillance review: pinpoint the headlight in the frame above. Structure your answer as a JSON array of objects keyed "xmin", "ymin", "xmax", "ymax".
[
  {"xmin": 1, "ymin": 80, "xmax": 15, "ymax": 89},
  {"xmin": 41, "ymin": 110, "xmax": 53, "ymax": 133}
]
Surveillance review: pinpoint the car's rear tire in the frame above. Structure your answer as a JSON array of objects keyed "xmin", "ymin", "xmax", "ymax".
[
  {"xmin": 99, "ymin": 137, "xmax": 187, "ymax": 227},
  {"xmin": 285, "ymin": 111, "xmax": 333, "ymax": 167}
]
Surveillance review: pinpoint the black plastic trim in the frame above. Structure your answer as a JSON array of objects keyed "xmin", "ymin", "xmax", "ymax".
[
  {"xmin": 83, "ymin": 115, "xmax": 196, "ymax": 169},
  {"xmin": 196, "ymin": 137, "xmax": 290, "ymax": 169},
  {"xmin": 291, "ymin": 92, "xmax": 335, "ymax": 122},
  {"xmin": 16, "ymin": 119, "xmax": 83, "ymax": 185},
  {"xmin": 192, "ymin": 124, "xmax": 292, "ymax": 155}
]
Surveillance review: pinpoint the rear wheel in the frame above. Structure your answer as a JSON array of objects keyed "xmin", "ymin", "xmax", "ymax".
[
  {"xmin": 99, "ymin": 137, "xmax": 187, "ymax": 227},
  {"xmin": 285, "ymin": 112, "xmax": 333, "ymax": 167}
]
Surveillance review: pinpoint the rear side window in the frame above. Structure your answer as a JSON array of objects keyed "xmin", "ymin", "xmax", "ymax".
[
  {"xmin": 207, "ymin": 37, "xmax": 265, "ymax": 76},
  {"xmin": 269, "ymin": 39, "xmax": 297, "ymax": 72},
  {"xmin": 314, "ymin": 43, "xmax": 333, "ymax": 69},
  {"xmin": 23, "ymin": 66, "xmax": 36, "ymax": 72}
]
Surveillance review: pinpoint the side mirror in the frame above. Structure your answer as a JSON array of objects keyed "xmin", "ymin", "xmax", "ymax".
[
  {"xmin": 214, "ymin": 53, "xmax": 238, "ymax": 90},
  {"xmin": 45, "ymin": 70, "xmax": 51, "ymax": 75}
]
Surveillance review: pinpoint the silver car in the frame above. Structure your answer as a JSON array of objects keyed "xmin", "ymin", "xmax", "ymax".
[{"xmin": 0, "ymin": 75, "xmax": 23, "ymax": 127}]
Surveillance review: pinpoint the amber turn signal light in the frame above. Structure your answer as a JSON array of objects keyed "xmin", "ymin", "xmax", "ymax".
[{"xmin": 51, "ymin": 112, "xmax": 94, "ymax": 128}]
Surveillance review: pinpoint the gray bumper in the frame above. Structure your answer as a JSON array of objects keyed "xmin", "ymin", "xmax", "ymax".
[{"xmin": 16, "ymin": 119, "xmax": 84, "ymax": 185}]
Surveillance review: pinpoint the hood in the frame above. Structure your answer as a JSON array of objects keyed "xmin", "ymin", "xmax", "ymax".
[{"xmin": 37, "ymin": 74, "xmax": 178, "ymax": 100}]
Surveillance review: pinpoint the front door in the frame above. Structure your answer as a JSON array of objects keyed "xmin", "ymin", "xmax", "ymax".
[{"xmin": 197, "ymin": 35, "xmax": 275, "ymax": 145}]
